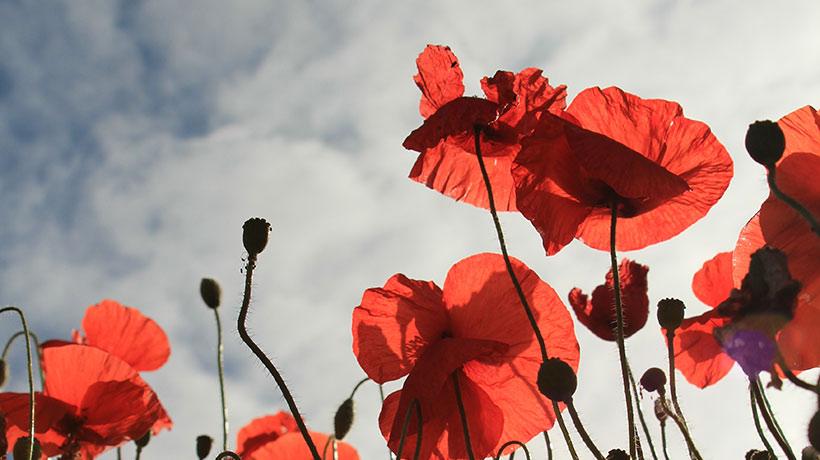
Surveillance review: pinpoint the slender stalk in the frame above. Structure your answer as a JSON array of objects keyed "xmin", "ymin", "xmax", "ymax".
[
  {"xmin": 759, "ymin": 381, "xmax": 788, "ymax": 444},
  {"xmin": 135, "ymin": 445, "xmax": 143, "ymax": 460},
  {"xmin": 380, "ymin": 384, "xmax": 392, "ymax": 460},
  {"xmin": 543, "ymin": 431, "xmax": 553, "ymax": 460},
  {"xmin": 767, "ymin": 165, "xmax": 820, "ymax": 236},
  {"xmin": 750, "ymin": 384, "xmax": 776, "ymax": 456},
  {"xmin": 237, "ymin": 254, "xmax": 321, "ymax": 460},
  {"xmin": 395, "ymin": 399, "xmax": 422, "ymax": 460},
  {"xmin": 495, "ymin": 440, "xmax": 532, "ymax": 460},
  {"xmin": 608, "ymin": 204, "xmax": 637, "ymax": 458},
  {"xmin": 473, "ymin": 125, "xmax": 577, "ymax": 457},
  {"xmin": 660, "ymin": 422, "xmax": 670, "ymax": 460},
  {"xmin": 213, "ymin": 308, "xmax": 229, "ymax": 452},
  {"xmin": 0, "ymin": 307, "xmax": 35, "ymax": 460},
  {"xmin": 665, "ymin": 331, "xmax": 688, "ymax": 426},
  {"xmin": 777, "ymin": 355, "xmax": 819, "ymax": 394},
  {"xmin": 453, "ymin": 372, "xmax": 476, "ymax": 460},
  {"xmin": 117, "ymin": 447, "xmax": 122, "ymax": 460},
  {"xmin": 215, "ymin": 452, "xmax": 241, "ymax": 460},
  {"xmin": 349, "ymin": 377, "xmax": 370, "ymax": 399},
  {"xmin": 566, "ymin": 400, "xmax": 605, "ymax": 460},
  {"xmin": 322, "ymin": 436, "xmax": 333, "ymax": 460},
  {"xmin": 753, "ymin": 378, "xmax": 794, "ymax": 460},
  {"xmin": 659, "ymin": 397, "xmax": 703, "ymax": 460},
  {"xmin": 1, "ymin": 330, "xmax": 44, "ymax": 390},
  {"xmin": 628, "ymin": 365, "xmax": 658, "ymax": 460}
]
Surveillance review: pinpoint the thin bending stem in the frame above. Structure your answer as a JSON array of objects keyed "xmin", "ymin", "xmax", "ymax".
[
  {"xmin": 453, "ymin": 372, "xmax": 476, "ymax": 460},
  {"xmin": 659, "ymin": 397, "xmax": 703, "ymax": 460},
  {"xmin": 473, "ymin": 125, "xmax": 577, "ymax": 457},
  {"xmin": 322, "ymin": 436, "xmax": 334, "ymax": 460},
  {"xmin": 135, "ymin": 445, "xmax": 143, "ymax": 460},
  {"xmin": 495, "ymin": 440, "xmax": 532, "ymax": 460},
  {"xmin": 750, "ymin": 384, "xmax": 776, "ymax": 456},
  {"xmin": 767, "ymin": 165, "xmax": 820, "ymax": 236},
  {"xmin": 628, "ymin": 365, "xmax": 659, "ymax": 460},
  {"xmin": 237, "ymin": 255, "xmax": 321, "ymax": 460},
  {"xmin": 608, "ymin": 205, "xmax": 637, "ymax": 458},
  {"xmin": 379, "ymin": 384, "xmax": 392, "ymax": 460},
  {"xmin": 213, "ymin": 308, "xmax": 229, "ymax": 452},
  {"xmin": 660, "ymin": 422, "xmax": 670, "ymax": 460},
  {"xmin": 665, "ymin": 331, "xmax": 688, "ymax": 426},
  {"xmin": 554, "ymin": 402, "xmax": 580, "ymax": 460},
  {"xmin": 566, "ymin": 400, "xmax": 605, "ymax": 460},
  {"xmin": 395, "ymin": 399, "xmax": 423, "ymax": 460},
  {"xmin": 349, "ymin": 377, "xmax": 370, "ymax": 399},
  {"xmin": 754, "ymin": 378, "xmax": 794, "ymax": 459},
  {"xmin": 776, "ymin": 355, "xmax": 820, "ymax": 394},
  {"xmin": 0, "ymin": 307, "xmax": 35, "ymax": 460},
  {"xmin": 1, "ymin": 330, "xmax": 44, "ymax": 390},
  {"xmin": 543, "ymin": 431, "xmax": 553, "ymax": 460}
]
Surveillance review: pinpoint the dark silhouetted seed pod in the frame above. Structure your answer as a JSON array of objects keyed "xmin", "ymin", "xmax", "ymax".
[
  {"xmin": 13, "ymin": 436, "xmax": 42, "ymax": 460},
  {"xmin": 242, "ymin": 218, "xmax": 271, "ymax": 256},
  {"xmin": 200, "ymin": 278, "xmax": 222, "ymax": 309},
  {"xmin": 810, "ymin": 411, "xmax": 820, "ymax": 451},
  {"xmin": 135, "ymin": 431, "xmax": 151, "ymax": 448},
  {"xmin": 334, "ymin": 398, "xmax": 355, "ymax": 440},
  {"xmin": 802, "ymin": 446, "xmax": 820, "ymax": 460},
  {"xmin": 536, "ymin": 358, "xmax": 577, "ymax": 403},
  {"xmin": 745, "ymin": 120, "xmax": 785, "ymax": 167},
  {"xmin": 606, "ymin": 448, "xmax": 630, "ymax": 460},
  {"xmin": 657, "ymin": 298, "xmax": 686, "ymax": 331},
  {"xmin": 746, "ymin": 449, "xmax": 775, "ymax": 460},
  {"xmin": 196, "ymin": 435, "xmax": 214, "ymax": 459},
  {"xmin": 640, "ymin": 367, "xmax": 667, "ymax": 394},
  {"xmin": 654, "ymin": 398, "xmax": 668, "ymax": 422},
  {"xmin": 0, "ymin": 359, "xmax": 8, "ymax": 388}
]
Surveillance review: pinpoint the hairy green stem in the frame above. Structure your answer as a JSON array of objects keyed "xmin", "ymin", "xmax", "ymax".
[
  {"xmin": 628, "ymin": 365, "xmax": 658, "ymax": 460},
  {"xmin": 1, "ymin": 307, "xmax": 35, "ymax": 460},
  {"xmin": 453, "ymin": 372, "xmax": 476, "ymax": 460},
  {"xmin": 495, "ymin": 440, "xmax": 532, "ymax": 460},
  {"xmin": 1, "ymin": 330, "xmax": 44, "ymax": 390},
  {"xmin": 660, "ymin": 422, "xmax": 670, "ymax": 460},
  {"xmin": 660, "ymin": 397, "xmax": 703, "ymax": 460},
  {"xmin": 566, "ymin": 400, "xmax": 605, "ymax": 460},
  {"xmin": 543, "ymin": 431, "xmax": 553, "ymax": 460},
  {"xmin": 753, "ymin": 378, "xmax": 794, "ymax": 460},
  {"xmin": 213, "ymin": 308, "xmax": 229, "ymax": 452},
  {"xmin": 750, "ymin": 384, "xmax": 776, "ymax": 457}
]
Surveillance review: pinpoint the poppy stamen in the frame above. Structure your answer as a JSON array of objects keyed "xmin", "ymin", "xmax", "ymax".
[{"xmin": 0, "ymin": 306, "xmax": 36, "ymax": 460}]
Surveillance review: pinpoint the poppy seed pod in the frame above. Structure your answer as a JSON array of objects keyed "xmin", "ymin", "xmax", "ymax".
[
  {"xmin": 640, "ymin": 367, "xmax": 667, "ymax": 394},
  {"xmin": 802, "ymin": 446, "xmax": 820, "ymax": 460},
  {"xmin": 536, "ymin": 358, "xmax": 577, "ymax": 402},
  {"xmin": 200, "ymin": 278, "xmax": 221, "ymax": 309},
  {"xmin": 606, "ymin": 449, "xmax": 630, "ymax": 460},
  {"xmin": 746, "ymin": 449, "xmax": 775, "ymax": 460},
  {"xmin": 745, "ymin": 120, "xmax": 785, "ymax": 167},
  {"xmin": 810, "ymin": 411, "xmax": 820, "ymax": 451},
  {"xmin": 196, "ymin": 435, "xmax": 213, "ymax": 459},
  {"xmin": 657, "ymin": 298, "xmax": 685, "ymax": 331},
  {"xmin": 13, "ymin": 436, "xmax": 42, "ymax": 460},
  {"xmin": 242, "ymin": 218, "xmax": 271, "ymax": 256},
  {"xmin": 135, "ymin": 431, "xmax": 151, "ymax": 448},
  {"xmin": 0, "ymin": 358, "xmax": 8, "ymax": 388},
  {"xmin": 334, "ymin": 398, "xmax": 355, "ymax": 441}
]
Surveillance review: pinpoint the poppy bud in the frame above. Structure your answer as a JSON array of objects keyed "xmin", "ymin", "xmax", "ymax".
[
  {"xmin": 334, "ymin": 398, "xmax": 355, "ymax": 440},
  {"xmin": 654, "ymin": 398, "xmax": 668, "ymax": 422},
  {"xmin": 196, "ymin": 435, "xmax": 213, "ymax": 459},
  {"xmin": 745, "ymin": 120, "xmax": 785, "ymax": 167},
  {"xmin": 657, "ymin": 298, "xmax": 685, "ymax": 331},
  {"xmin": 746, "ymin": 449, "xmax": 775, "ymax": 460},
  {"xmin": 135, "ymin": 431, "xmax": 151, "ymax": 448},
  {"xmin": 0, "ymin": 359, "xmax": 8, "ymax": 388},
  {"xmin": 13, "ymin": 436, "xmax": 42, "ymax": 460},
  {"xmin": 640, "ymin": 367, "xmax": 667, "ymax": 394},
  {"xmin": 810, "ymin": 411, "xmax": 820, "ymax": 451},
  {"xmin": 802, "ymin": 446, "xmax": 820, "ymax": 460},
  {"xmin": 242, "ymin": 218, "xmax": 271, "ymax": 256},
  {"xmin": 606, "ymin": 449, "xmax": 630, "ymax": 460},
  {"xmin": 536, "ymin": 358, "xmax": 577, "ymax": 402},
  {"xmin": 200, "ymin": 278, "xmax": 222, "ymax": 309}
]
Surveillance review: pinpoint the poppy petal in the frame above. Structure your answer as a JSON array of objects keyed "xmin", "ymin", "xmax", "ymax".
[
  {"xmin": 245, "ymin": 431, "xmax": 359, "ymax": 460},
  {"xmin": 482, "ymin": 69, "xmax": 567, "ymax": 129},
  {"xmin": 670, "ymin": 310, "xmax": 734, "ymax": 388},
  {"xmin": 236, "ymin": 412, "xmax": 299, "ymax": 458},
  {"xmin": 81, "ymin": 299, "xmax": 170, "ymax": 372},
  {"xmin": 0, "ymin": 392, "xmax": 73, "ymax": 457},
  {"xmin": 414, "ymin": 45, "xmax": 464, "ymax": 119},
  {"xmin": 352, "ymin": 274, "xmax": 448, "ymax": 383},
  {"xmin": 692, "ymin": 252, "xmax": 734, "ymax": 309},
  {"xmin": 403, "ymin": 97, "xmax": 498, "ymax": 153},
  {"xmin": 778, "ymin": 105, "xmax": 819, "ymax": 160},
  {"xmin": 81, "ymin": 380, "xmax": 155, "ymax": 445}
]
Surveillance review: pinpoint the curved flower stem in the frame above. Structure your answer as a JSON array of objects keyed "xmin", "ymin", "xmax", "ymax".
[
  {"xmin": 237, "ymin": 254, "xmax": 321, "ymax": 460},
  {"xmin": 776, "ymin": 355, "xmax": 820, "ymax": 394},
  {"xmin": 453, "ymin": 372, "xmax": 476, "ymax": 460},
  {"xmin": 135, "ymin": 445, "xmax": 143, "ymax": 460},
  {"xmin": 212, "ymin": 308, "xmax": 229, "ymax": 452},
  {"xmin": 751, "ymin": 378, "xmax": 795, "ymax": 460},
  {"xmin": 660, "ymin": 422, "xmax": 670, "ymax": 460},
  {"xmin": 321, "ymin": 436, "xmax": 337, "ymax": 460},
  {"xmin": 566, "ymin": 400, "xmax": 605, "ymax": 460},
  {"xmin": 659, "ymin": 397, "xmax": 703, "ymax": 460},
  {"xmin": 543, "ymin": 431, "xmax": 553, "ymax": 460},
  {"xmin": 215, "ymin": 451, "xmax": 242, "ymax": 460},
  {"xmin": 767, "ymin": 165, "xmax": 820, "ymax": 236},
  {"xmin": 665, "ymin": 330, "xmax": 696, "ymax": 448},
  {"xmin": 495, "ymin": 440, "xmax": 532, "ymax": 460},
  {"xmin": 473, "ymin": 125, "xmax": 577, "ymax": 457},
  {"xmin": 349, "ymin": 377, "xmax": 370, "ymax": 399},
  {"xmin": 395, "ymin": 398, "xmax": 422, "ymax": 460},
  {"xmin": 628, "ymin": 365, "xmax": 658, "ymax": 460},
  {"xmin": 0, "ymin": 307, "xmax": 35, "ymax": 460},
  {"xmin": 755, "ymin": 378, "xmax": 793, "ymax": 458},
  {"xmin": 608, "ymin": 204, "xmax": 637, "ymax": 458},
  {"xmin": 379, "ymin": 384, "xmax": 393, "ymax": 460},
  {"xmin": 750, "ymin": 384, "xmax": 776, "ymax": 457},
  {"xmin": 1, "ymin": 330, "xmax": 44, "ymax": 390},
  {"xmin": 554, "ymin": 402, "xmax": 579, "ymax": 460}
]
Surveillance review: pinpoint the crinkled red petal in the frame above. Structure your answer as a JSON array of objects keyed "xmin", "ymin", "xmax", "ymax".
[
  {"xmin": 414, "ymin": 45, "xmax": 464, "ymax": 119},
  {"xmin": 237, "ymin": 412, "xmax": 299, "ymax": 458},
  {"xmin": 669, "ymin": 310, "xmax": 734, "ymax": 388},
  {"xmin": 692, "ymin": 252, "xmax": 734, "ymax": 309},
  {"xmin": 243, "ymin": 431, "xmax": 359, "ymax": 460}
]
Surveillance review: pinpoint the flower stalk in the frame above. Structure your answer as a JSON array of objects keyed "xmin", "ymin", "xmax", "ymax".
[
  {"xmin": 750, "ymin": 384, "xmax": 776, "ymax": 457},
  {"xmin": 1, "ymin": 306, "xmax": 36, "ymax": 460},
  {"xmin": 453, "ymin": 372, "xmax": 476, "ymax": 460},
  {"xmin": 766, "ymin": 165, "xmax": 820, "ymax": 236},
  {"xmin": 1, "ymin": 330, "xmax": 44, "ymax": 390}
]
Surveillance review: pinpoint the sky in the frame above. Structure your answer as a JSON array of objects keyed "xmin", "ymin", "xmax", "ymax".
[{"xmin": 1, "ymin": 0, "xmax": 819, "ymax": 458}]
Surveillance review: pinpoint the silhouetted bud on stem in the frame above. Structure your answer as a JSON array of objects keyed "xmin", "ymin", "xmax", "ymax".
[
  {"xmin": 746, "ymin": 449, "xmax": 775, "ymax": 460},
  {"xmin": 200, "ymin": 278, "xmax": 222, "ymax": 309},
  {"xmin": 802, "ymin": 446, "xmax": 820, "ymax": 460},
  {"xmin": 606, "ymin": 448, "xmax": 630, "ymax": 460},
  {"xmin": 810, "ymin": 411, "xmax": 820, "ymax": 451},
  {"xmin": 640, "ymin": 368, "xmax": 667, "ymax": 395},
  {"xmin": 0, "ymin": 359, "xmax": 8, "ymax": 388},
  {"xmin": 242, "ymin": 218, "xmax": 271, "ymax": 256},
  {"xmin": 536, "ymin": 358, "xmax": 577, "ymax": 402},
  {"xmin": 657, "ymin": 298, "xmax": 685, "ymax": 331},
  {"xmin": 334, "ymin": 398, "xmax": 355, "ymax": 440},
  {"xmin": 745, "ymin": 120, "xmax": 785, "ymax": 167},
  {"xmin": 13, "ymin": 436, "xmax": 41, "ymax": 460},
  {"xmin": 653, "ymin": 398, "xmax": 668, "ymax": 423},
  {"xmin": 135, "ymin": 431, "xmax": 151, "ymax": 448},
  {"xmin": 196, "ymin": 435, "xmax": 214, "ymax": 459}
]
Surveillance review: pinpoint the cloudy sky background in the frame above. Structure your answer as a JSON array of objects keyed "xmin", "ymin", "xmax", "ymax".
[{"xmin": 1, "ymin": 0, "xmax": 819, "ymax": 458}]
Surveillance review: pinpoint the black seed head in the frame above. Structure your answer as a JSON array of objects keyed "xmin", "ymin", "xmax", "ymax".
[
  {"xmin": 657, "ymin": 298, "xmax": 686, "ymax": 331},
  {"xmin": 13, "ymin": 436, "xmax": 42, "ymax": 460},
  {"xmin": 243, "ymin": 218, "xmax": 271, "ymax": 256},
  {"xmin": 606, "ymin": 448, "xmax": 630, "ymax": 460},
  {"xmin": 196, "ymin": 435, "xmax": 214, "ymax": 459},
  {"xmin": 536, "ymin": 358, "xmax": 577, "ymax": 403},
  {"xmin": 745, "ymin": 120, "xmax": 785, "ymax": 167},
  {"xmin": 640, "ymin": 367, "xmax": 667, "ymax": 394},
  {"xmin": 200, "ymin": 278, "xmax": 222, "ymax": 309}
]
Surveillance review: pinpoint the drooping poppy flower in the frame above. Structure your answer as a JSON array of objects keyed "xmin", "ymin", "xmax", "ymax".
[
  {"xmin": 236, "ymin": 412, "xmax": 359, "ymax": 460},
  {"xmin": 0, "ymin": 344, "xmax": 171, "ymax": 459},
  {"xmin": 568, "ymin": 259, "xmax": 649, "ymax": 341},
  {"xmin": 512, "ymin": 86, "xmax": 733, "ymax": 254},
  {"xmin": 352, "ymin": 253, "xmax": 579, "ymax": 459},
  {"xmin": 403, "ymin": 45, "xmax": 567, "ymax": 211}
]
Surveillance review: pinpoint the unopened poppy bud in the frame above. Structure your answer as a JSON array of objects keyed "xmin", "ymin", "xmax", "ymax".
[
  {"xmin": 200, "ymin": 278, "xmax": 222, "ymax": 309},
  {"xmin": 13, "ymin": 436, "xmax": 42, "ymax": 460},
  {"xmin": 746, "ymin": 449, "xmax": 775, "ymax": 460},
  {"xmin": 334, "ymin": 397, "xmax": 355, "ymax": 440},
  {"xmin": 196, "ymin": 435, "xmax": 213, "ymax": 459},
  {"xmin": 606, "ymin": 448, "xmax": 630, "ymax": 460},
  {"xmin": 135, "ymin": 431, "xmax": 151, "ymax": 448},
  {"xmin": 536, "ymin": 358, "xmax": 577, "ymax": 402},
  {"xmin": 802, "ymin": 446, "xmax": 820, "ymax": 460},
  {"xmin": 0, "ymin": 359, "xmax": 8, "ymax": 388},
  {"xmin": 242, "ymin": 218, "xmax": 271, "ymax": 256},
  {"xmin": 745, "ymin": 120, "xmax": 785, "ymax": 167},
  {"xmin": 810, "ymin": 411, "xmax": 820, "ymax": 451},
  {"xmin": 640, "ymin": 367, "xmax": 667, "ymax": 394},
  {"xmin": 657, "ymin": 298, "xmax": 685, "ymax": 331},
  {"xmin": 654, "ymin": 398, "xmax": 668, "ymax": 422}
]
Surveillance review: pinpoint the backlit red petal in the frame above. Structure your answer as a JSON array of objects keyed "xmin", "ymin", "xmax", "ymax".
[
  {"xmin": 692, "ymin": 252, "xmax": 734, "ymax": 309},
  {"xmin": 671, "ymin": 310, "xmax": 734, "ymax": 388},
  {"xmin": 244, "ymin": 431, "xmax": 359, "ymax": 460},
  {"xmin": 81, "ymin": 380, "xmax": 155, "ymax": 445},
  {"xmin": 0, "ymin": 392, "xmax": 73, "ymax": 457},
  {"xmin": 403, "ymin": 97, "xmax": 498, "ymax": 153},
  {"xmin": 237, "ymin": 412, "xmax": 299, "ymax": 458},
  {"xmin": 414, "ymin": 45, "xmax": 465, "ymax": 119},
  {"xmin": 778, "ymin": 105, "xmax": 819, "ymax": 160}
]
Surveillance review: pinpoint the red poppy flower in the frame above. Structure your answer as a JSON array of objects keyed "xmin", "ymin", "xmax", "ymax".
[
  {"xmin": 403, "ymin": 45, "xmax": 567, "ymax": 211},
  {"xmin": 568, "ymin": 259, "xmax": 649, "ymax": 341},
  {"xmin": 236, "ymin": 412, "xmax": 359, "ymax": 460},
  {"xmin": 0, "ymin": 344, "xmax": 171, "ymax": 459},
  {"xmin": 352, "ymin": 253, "xmax": 579, "ymax": 459},
  {"xmin": 512, "ymin": 87, "xmax": 733, "ymax": 255}
]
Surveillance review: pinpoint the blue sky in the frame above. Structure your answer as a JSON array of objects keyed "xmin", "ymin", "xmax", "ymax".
[{"xmin": 1, "ymin": 0, "xmax": 818, "ymax": 458}]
